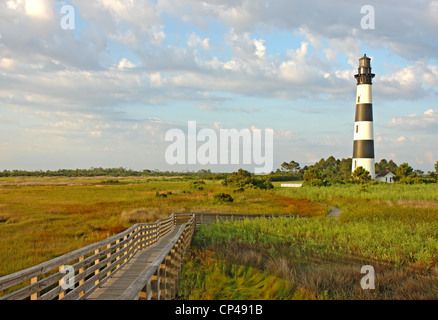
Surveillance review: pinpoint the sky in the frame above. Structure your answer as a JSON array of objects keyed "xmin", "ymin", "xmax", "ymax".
[{"xmin": 0, "ymin": 0, "xmax": 438, "ymax": 173}]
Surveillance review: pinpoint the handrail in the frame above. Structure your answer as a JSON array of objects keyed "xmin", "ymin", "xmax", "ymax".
[
  {"xmin": 0, "ymin": 214, "xmax": 175, "ymax": 300},
  {"xmin": 119, "ymin": 214, "xmax": 196, "ymax": 300}
]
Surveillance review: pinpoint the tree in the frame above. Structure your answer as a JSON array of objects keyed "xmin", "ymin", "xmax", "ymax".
[
  {"xmin": 281, "ymin": 161, "xmax": 301, "ymax": 173},
  {"xmin": 351, "ymin": 166, "xmax": 372, "ymax": 184},
  {"xmin": 435, "ymin": 161, "xmax": 438, "ymax": 175},
  {"xmin": 396, "ymin": 163, "xmax": 414, "ymax": 179},
  {"xmin": 303, "ymin": 167, "xmax": 325, "ymax": 186},
  {"xmin": 338, "ymin": 158, "xmax": 353, "ymax": 181},
  {"xmin": 375, "ymin": 159, "xmax": 397, "ymax": 174}
]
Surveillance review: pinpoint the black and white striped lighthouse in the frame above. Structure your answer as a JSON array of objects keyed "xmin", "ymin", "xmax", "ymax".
[{"xmin": 352, "ymin": 54, "xmax": 375, "ymax": 178}]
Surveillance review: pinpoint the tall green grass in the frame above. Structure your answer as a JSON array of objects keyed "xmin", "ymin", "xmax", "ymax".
[
  {"xmin": 177, "ymin": 250, "xmax": 296, "ymax": 300},
  {"xmin": 177, "ymin": 183, "xmax": 438, "ymax": 300},
  {"xmin": 277, "ymin": 183, "xmax": 438, "ymax": 202},
  {"xmin": 193, "ymin": 215, "xmax": 438, "ymax": 267}
]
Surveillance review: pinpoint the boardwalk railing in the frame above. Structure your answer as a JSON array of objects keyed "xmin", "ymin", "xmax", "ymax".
[
  {"xmin": 119, "ymin": 214, "xmax": 195, "ymax": 300},
  {"xmin": 0, "ymin": 214, "xmax": 177, "ymax": 300},
  {"xmin": 0, "ymin": 212, "xmax": 297, "ymax": 300}
]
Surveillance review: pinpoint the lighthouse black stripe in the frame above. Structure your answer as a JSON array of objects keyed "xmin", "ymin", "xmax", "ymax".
[
  {"xmin": 355, "ymin": 104, "xmax": 373, "ymax": 122},
  {"xmin": 353, "ymin": 140, "xmax": 375, "ymax": 158}
]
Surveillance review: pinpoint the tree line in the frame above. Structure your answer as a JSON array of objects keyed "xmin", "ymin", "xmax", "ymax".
[
  {"xmin": 1, "ymin": 158, "xmax": 437, "ymax": 186},
  {"xmin": 0, "ymin": 167, "xmax": 216, "ymax": 178},
  {"xmin": 274, "ymin": 157, "xmax": 438, "ymax": 186}
]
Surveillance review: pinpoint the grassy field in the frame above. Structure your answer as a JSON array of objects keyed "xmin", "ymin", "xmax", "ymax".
[
  {"xmin": 2, "ymin": 176, "xmax": 437, "ymax": 300},
  {"xmin": 0, "ymin": 176, "xmax": 325, "ymax": 278},
  {"xmin": 176, "ymin": 183, "xmax": 438, "ymax": 300}
]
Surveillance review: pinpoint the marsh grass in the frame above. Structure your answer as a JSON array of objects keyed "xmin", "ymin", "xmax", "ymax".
[
  {"xmin": 177, "ymin": 183, "xmax": 438, "ymax": 300},
  {"xmin": 177, "ymin": 218, "xmax": 438, "ymax": 300},
  {"xmin": 0, "ymin": 177, "xmax": 323, "ymax": 279}
]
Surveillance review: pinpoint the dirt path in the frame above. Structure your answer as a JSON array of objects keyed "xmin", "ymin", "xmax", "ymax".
[
  {"xmin": 327, "ymin": 205, "xmax": 343, "ymax": 218},
  {"xmin": 318, "ymin": 202, "xmax": 343, "ymax": 219}
]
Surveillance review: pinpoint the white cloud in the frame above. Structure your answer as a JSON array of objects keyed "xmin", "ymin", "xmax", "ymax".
[
  {"xmin": 90, "ymin": 131, "xmax": 102, "ymax": 137},
  {"xmin": 376, "ymin": 62, "xmax": 430, "ymax": 100},
  {"xmin": 25, "ymin": 0, "xmax": 51, "ymax": 19},
  {"xmin": 187, "ymin": 32, "xmax": 210, "ymax": 50},
  {"xmin": 0, "ymin": 58, "xmax": 16, "ymax": 70},
  {"xmin": 388, "ymin": 109, "xmax": 438, "ymax": 130},
  {"xmin": 117, "ymin": 58, "xmax": 136, "ymax": 70},
  {"xmin": 397, "ymin": 136, "xmax": 406, "ymax": 142},
  {"xmin": 254, "ymin": 39, "xmax": 266, "ymax": 58},
  {"xmin": 150, "ymin": 72, "xmax": 162, "ymax": 87}
]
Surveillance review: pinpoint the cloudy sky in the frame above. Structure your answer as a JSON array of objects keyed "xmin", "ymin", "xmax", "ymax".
[{"xmin": 0, "ymin": 0, "xmax": 437, "ymax": 173}]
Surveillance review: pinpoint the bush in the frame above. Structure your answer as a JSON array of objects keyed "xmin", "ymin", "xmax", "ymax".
[
  {"xmin": 189, "ymin": 180, "xmax": 206, "ymax": 190},
  {"xmin": 101, "ymin": 179, "xmax": 120, "ymax": 184},
  {"xmin": 350, "ymin": 167, "xmax": 372, "ymax": 184},
  {"xmin": 397, "ymin": 176, "xmax": 437, "ymax": 185},
  {"xmin": 303, "ymin": 167, "xmax": 325, "ymax": 187},
  {"xmin": 222, "ymin": 169, "xmax": 273, "ymax": 190},
  {"xmin": 155, "ymin": 191, "xmax": 168, "ymax": 198},
  {"xmin": 213, "ymin": 193, "xmax": 234, "ymax": 203}
]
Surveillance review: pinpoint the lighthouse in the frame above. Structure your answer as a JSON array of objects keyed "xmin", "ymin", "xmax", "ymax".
[{"xmin": 352, "ymin": 54, "xmax": 375, "ymax": 179}]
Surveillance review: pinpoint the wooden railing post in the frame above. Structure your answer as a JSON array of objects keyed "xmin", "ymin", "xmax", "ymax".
[
  {"xmin": 169, "ymin": 248, "xmax": 176, "ymax": 298},
  {"xmin": 165, "ymin": 253, "xmax": 172, "ymax": 299},
  {"xmin": 175, "ymin": 239, "xmax": 182, "ymax": 284},
  {"xmin": 78, "ymin": 256, "xmax": 85, "ymax": 298},
  {"xmin": 58, "ymin": 266, "xmax": 66, "ymax": 299},
  {"xmin": 123, "ymin": 235, "xmax": 128, "ymax": 264},
  {"xmin": 94, "ymin": 249, "xmax": 100, "ymax": 286},
  {"xmin": 139, "ymin": 281, "xmax": 150, "ymax": 300},
  {"xmin": 106, "ymin": 244, "xmax": 111, "ymax": 278},
  {"xmin": 159, "ymin": 262, "xmax": 166, "ymax": 300},
  {"xmin": 151, "ymin": 268, "xmax": 160, "ymax": 300},
  {"xmin": 30, "ymin": 276, "xmax": 40, "ymax": 300}
]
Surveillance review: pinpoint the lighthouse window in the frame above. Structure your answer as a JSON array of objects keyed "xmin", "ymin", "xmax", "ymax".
[
  {"xmin": 358, "ymin": 96, "xmax": 360, "ymax": 103},
  {"xmin": 356, "ymin": 125, "xmax": 359, "ymax": 133}
]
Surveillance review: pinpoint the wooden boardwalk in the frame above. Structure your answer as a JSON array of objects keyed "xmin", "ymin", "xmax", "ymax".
[
  {"xmin": 86, "ymin": 225, "xmax": 184, "ymax": 300},
  {"xmin": 0, "ymin": 212, "xmax": 298, "ymax": 300}
]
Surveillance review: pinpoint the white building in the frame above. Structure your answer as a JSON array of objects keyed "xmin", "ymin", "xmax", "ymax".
[{"xmin": 376, "ymin": 169, "xmax": 395, "ymax": 183}]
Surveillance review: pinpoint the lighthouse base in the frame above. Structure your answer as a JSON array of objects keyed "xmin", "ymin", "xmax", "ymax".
[{"xmin": 352, "ymin": 158, "xmax": 375, "ymax": 179}]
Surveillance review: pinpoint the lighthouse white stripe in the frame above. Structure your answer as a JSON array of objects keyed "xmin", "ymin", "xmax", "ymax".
[
  {"xmin": 356, "ymin": 84, "xmax": 372, "ymax": 104},
  {"xmin": 354, "ymin": 121, "xmax": 374, "ymax": 140}
]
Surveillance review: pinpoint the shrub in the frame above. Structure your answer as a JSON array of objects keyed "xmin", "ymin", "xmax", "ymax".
[
  {"xmin": 155, "ymin": 191, "xmax": 168, "ymax": 198},
  {"xmin": 189, "ymin": 180, "xmax": 206, "ymax": 190},
  {"xmin": 222, "ymin": 169, "xmax": 273, "ymax": 190},
  {"xmin": 101, "ymin": 179, "xmax": 120, "ymax": 184},
  {"xmin": 303, "ymin": 167, "xmax": 325, "ymax": 187},
  {"xmin": 213, "ymin": 192, "xmax": 234, "ymax": 203},
  {"xmin": 350, "ymin": 166, "xmax": 372, "ymax": 184}
]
